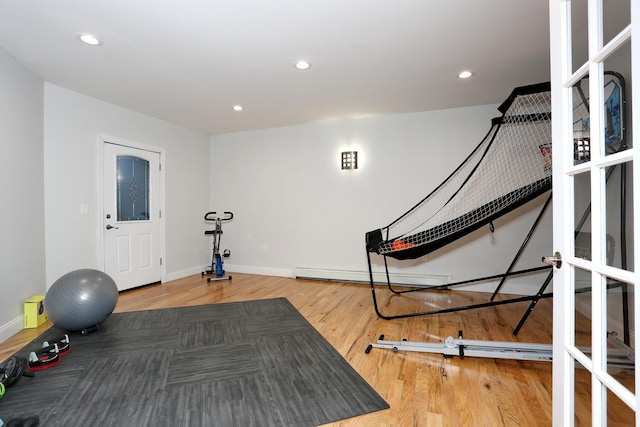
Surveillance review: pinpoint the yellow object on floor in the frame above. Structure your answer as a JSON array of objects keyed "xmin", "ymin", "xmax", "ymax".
[{"xmin": 24, "ymin": 295, "xmax": 47, "ymax": 328}]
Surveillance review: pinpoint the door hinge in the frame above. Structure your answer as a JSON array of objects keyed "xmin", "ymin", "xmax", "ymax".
[
  {"xmin": 159, "ymin": 163, "xmax": 162, "ymax": 172},
  {"xmin": 159, "ymin": 210, "xmax": 162, "ymax": 219},
  {"xmin": 160, "ymin": 258, "xmax": 163, "ymax": 266}
]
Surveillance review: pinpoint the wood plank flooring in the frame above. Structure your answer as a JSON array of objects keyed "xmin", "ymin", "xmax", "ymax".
[{"xmin": 0, "ymin": 273, "xmax": 632, "ymax": 426}]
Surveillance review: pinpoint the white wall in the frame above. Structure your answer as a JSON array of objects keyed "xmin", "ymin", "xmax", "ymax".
[
  {"xmin": 210, "ymin": 104, "xmax": 553, "ymax": 294},
  {"xmin": 0, "ymin": 49, "xmax": 46, "ymax": 341},
  {"xmin": 44, "ymin": 84, "xmax": 211, "ymax": 286}
]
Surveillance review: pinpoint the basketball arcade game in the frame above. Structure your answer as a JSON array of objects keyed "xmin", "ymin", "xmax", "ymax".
[
  {"xmin": 365, "ymin": 73, "xmax": 634, "ymax": 364},
  {"xmin": 365, "ymin": 82, "xmax": 554, "ymax": 328}
]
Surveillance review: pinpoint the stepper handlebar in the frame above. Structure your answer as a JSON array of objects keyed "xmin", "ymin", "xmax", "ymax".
[{"xmin": 204, "ymin": 211, "xmax": 234, "ymax": 221}]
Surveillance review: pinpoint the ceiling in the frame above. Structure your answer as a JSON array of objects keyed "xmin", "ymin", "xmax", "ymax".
[{"xmin": 0, "ymin": 1, "xmax": 552, "ymax": 135}]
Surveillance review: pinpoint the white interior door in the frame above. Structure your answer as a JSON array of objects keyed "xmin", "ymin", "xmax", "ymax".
[
  {"xmin": 103, "ymin": 142, "xmax": 162, "ymax": 291},
  {"xmin": 550, "ymin": 0, "xmax": 637, "ymax": 425}
]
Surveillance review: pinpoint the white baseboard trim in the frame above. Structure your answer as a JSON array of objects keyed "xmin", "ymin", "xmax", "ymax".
[
  {"xmin": 165, "ymin": 264, "xmax": 293, "ymax": 283},
  {"xmin": 165, "ymin": 266, "xmax": 204, "ymax": 282},
  {"xmin": 225, "ymin": 264, "xmax": 293, "ymax": 278},
  {"xmin": 0, "ymin": 316, "xmax": 24, "ymax": 344},
  {"xmin": 293, "ymin": 267, "xmax": 548, "ymax": 296},
  {"xmin": 453, "ymin": 281, "xmax": 547, "ymax": 296},
  {"xmin": 294, "ymin": 267, "xmax": 451, "ymax": 287},
  {"xmin": 167, "ymin": 265, "xmax": 545, "ymax": 297}
]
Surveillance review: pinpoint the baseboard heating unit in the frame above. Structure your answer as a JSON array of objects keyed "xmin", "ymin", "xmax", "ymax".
[{"xmin": 293, "ymin": 267, "xmax": 451, "ymax": 288}]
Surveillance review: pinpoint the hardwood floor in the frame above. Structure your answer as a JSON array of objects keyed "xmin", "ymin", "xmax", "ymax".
[{"xmin": 0, "ymin": 273, "xmax": 632, "ymax": 426}]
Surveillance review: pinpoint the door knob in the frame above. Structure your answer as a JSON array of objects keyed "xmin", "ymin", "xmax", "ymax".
[
  {"xmin": 106, "ymin": 224, "xmax": 119, "ymax": 230},
  {"xmin": 542, "ymin": 251, "xmax": 562, "ymax": 268}
]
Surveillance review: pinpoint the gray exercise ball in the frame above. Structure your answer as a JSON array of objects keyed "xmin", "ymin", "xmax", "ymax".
[{"xmin": 45, "ymin": 269, "xmax": 119, "ymax": 332}]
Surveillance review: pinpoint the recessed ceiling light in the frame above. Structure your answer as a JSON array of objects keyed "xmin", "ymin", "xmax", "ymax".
[
  {"xmin": 294, "ymin": 60, "xmax": 311, "ymax": 70},
  {"xmin": 77, "ymin": 33, "xmax": 102, "ymax": 46},
  {"xmin": 458, "ymin": 70, "xmax": 473, "ymax": 79},
  {"xmin": 232, "ymin": 105, "xmax": 244, "ymax": 112}
]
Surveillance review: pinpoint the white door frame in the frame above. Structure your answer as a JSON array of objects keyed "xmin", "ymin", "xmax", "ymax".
[
  {"xmin": 97, "ymin": 135, "xmax": 167, "ymax": 284},
  {"xmin": 550, "ymin": 0, "xmax": 638, "ymax": 425}
]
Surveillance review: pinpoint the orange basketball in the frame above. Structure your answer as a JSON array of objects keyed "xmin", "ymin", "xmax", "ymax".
[{"xmin": 391, "ymin": 239, "xmax": 415, "ymax": 250}]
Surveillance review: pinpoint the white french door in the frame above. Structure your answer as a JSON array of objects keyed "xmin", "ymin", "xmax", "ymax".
[
  {"xmin": 102, "ymin": 141, "xmax": 163, "ymax": 291},
  {"xmin": 550, "ymin": 0, "xmax": 637, "ymax": 425}
]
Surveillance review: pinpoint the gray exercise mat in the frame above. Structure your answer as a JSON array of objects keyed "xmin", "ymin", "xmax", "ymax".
[{"xmin": 0, "ymin": 298, "xmax": 388, "ymax": 426}]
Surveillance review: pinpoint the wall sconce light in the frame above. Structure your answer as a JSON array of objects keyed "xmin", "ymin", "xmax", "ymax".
[{"xmin": 341, "ymin": 151, "xmax": 358, "ymax": 170}]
